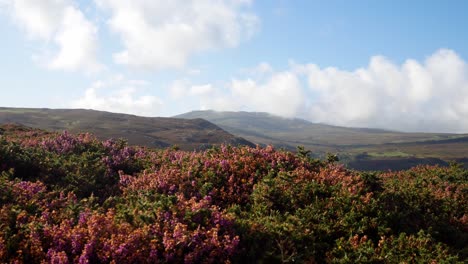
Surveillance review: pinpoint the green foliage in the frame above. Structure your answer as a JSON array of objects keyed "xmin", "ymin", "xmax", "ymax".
[
  {"xmin": 296, "ymin": 145, "xmax": 311, "ymax": 158},
  {"xmin": 328, "ymin": 231, "xmax": 462, "ymax": 263}
]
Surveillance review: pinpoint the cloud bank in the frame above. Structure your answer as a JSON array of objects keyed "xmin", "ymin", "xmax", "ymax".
[
  {"xmin": 2, "ymin": 0, "xmax": 102, "ymax": 73},
  {"xmin": 179, "ymin": 49, "xmax": 468, "ymax": 133},
  {"xmin": 96, "ymin": 0, "xmax": 259, "ymax": 69},
  {"xmin": 300, "ymin": 49, "xmax": 468, "ymax": 133}
]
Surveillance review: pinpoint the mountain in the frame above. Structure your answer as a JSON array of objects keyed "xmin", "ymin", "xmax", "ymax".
[
  {"xmin": 176, "ymin": 110, "xmax": 468, "ymax": 170},
  {"xmin": 0, "ymin": 107, "xmax": 253, "ymax": 150}
]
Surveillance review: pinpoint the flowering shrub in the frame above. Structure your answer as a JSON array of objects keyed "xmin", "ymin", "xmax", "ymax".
[{"xmin": 0, "ymin": 124, "xmax": 466, "ymax": 263}]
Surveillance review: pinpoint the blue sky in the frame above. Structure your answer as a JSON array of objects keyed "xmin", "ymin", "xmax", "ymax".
[{"xmin": 1, "ymin": 0, "xmax": 468, "ymax": 132}]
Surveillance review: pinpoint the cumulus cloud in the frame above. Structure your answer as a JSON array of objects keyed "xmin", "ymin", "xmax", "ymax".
[
  {"xmin": 95, "ymin": 0, "xmax": 259, "ymax": 69},
  {"xmin": 297, "ymin": 49, "xmax": 468, "ymax": 133},
  {"xmin": 170, "ymin": 80, "xmax": 215, "ymax": 99},
  {"xmin": 170, "ymin": 67, "xmax": 305, "ymax": 118},
  {"xmin": 222, "ymin": 71, "xmax": 304, "ymax": 117},
  {"xmin": 2, "ymin": 0, "xmax": 101, "ymax": 73},
  {"xmin": 71, "ymin": 76, "xmax": 162, "ymax": 116}
]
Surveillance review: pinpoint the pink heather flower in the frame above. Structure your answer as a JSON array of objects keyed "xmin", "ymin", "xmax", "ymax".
[
  {"xmin": 78, "ymin": 255, "xmax": 89, "ymax": 264},
  {"xmin": 116, "ymin": 244, "xmax": 129, "ymax": 257},
  {"xmin": 220, "ymin": 160, "xmax": 229, "ymax": 170},
  {"xmin": 78, "ymin": 242, "xmax": 94, "ymax": 264},
  {"xmin": 78, "ymin": 211, "xmax": 91, "ymax": 226},
  {"xmin": 14, "ymin": 181, "xmax": 46, "ymax": 199},
  {"xmin": 221, "ymin": 145, "xmax": 228, "ymax": 154},
  {"xmin": 119, "ymin": 173, "xmax": 134, "ymax": 186},
  {"xmin": 47, "ymin": 249, "xmax": 70, "ymax": 264}
]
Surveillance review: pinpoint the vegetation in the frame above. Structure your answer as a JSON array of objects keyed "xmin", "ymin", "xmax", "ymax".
[{"xmin": 0, "ymin": 124, "xmax": 467, "ymax": 263}]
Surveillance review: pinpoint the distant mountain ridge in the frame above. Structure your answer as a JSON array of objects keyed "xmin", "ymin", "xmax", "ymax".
[
  {"xmin": 0, "ymin": 107, "xmax": 253, "ymax": 150},
  {"xmin": 175, "ymin": 110, "xmax": 464, "ymax": 149},
  {"xmin": 176, "ymin": 110, "xmax": 468, "ymax": 170}
]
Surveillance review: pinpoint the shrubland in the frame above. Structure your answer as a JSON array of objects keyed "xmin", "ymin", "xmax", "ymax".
[{"xmin": 0, "ymin": 124, "xmax": 466, "ymax": 263}]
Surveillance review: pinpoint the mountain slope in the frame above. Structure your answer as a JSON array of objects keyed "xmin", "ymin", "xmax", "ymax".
[
  {"xmin": 176, "ymin": 110, "xmax": 468, "ymax": 170},
  {"xmin": 0, "ymin": 107, "xmax": 253, "ymax": 150}
]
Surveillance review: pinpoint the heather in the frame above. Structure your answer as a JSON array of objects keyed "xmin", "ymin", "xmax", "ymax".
[{"xmin": 0, "ymin": 125, "xmax": 466, "ymax": 263}]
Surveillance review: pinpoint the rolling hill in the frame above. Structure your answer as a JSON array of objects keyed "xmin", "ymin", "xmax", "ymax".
[
  {"xmin": 0, "ymin": 107, "xmax": 253, "ymax": 150},
  {"xmin": 176, "ymin": 110, "xmax": 468, "ymax": 170}
]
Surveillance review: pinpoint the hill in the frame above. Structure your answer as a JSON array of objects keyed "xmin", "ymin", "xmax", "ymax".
[
  {"xmin": 0, "ymin": 107, "xmax": 253, "ymax": 150},
  {"xmin": 176, "ymin": 110, "xmax": 468, "ymax": 169}
]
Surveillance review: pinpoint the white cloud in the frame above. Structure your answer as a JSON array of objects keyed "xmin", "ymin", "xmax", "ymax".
[
  {"xmin": 190, "ymin": 84, "xmax": 214, "ymax": 96},
  {"xmin": 95, "ymin": 0, "xmax": 259, "ymax": 69},
  {"xmin": 298, "ymin": 49, "xmax": 468, "ymax": 133},
  {"xmin": 48, "ymin": 6, "xmax": 102, "ymax": 72},
  {"xmin": 71, "ymin": 76, "xmax": 162, "ymax": 116},
  {"xmin": 222, "ymin": 71, "xmax": 304, "ymax": 117},
  {"xmin": 2, "ymin": 0, "xmax": 101, "ymax": 73},
  {"xmin": 5, "ymin": 0, "xmax": 65, "ymax": 40},
  {"xmin": 170, "ymin": 64, "xmax": 305, "ymax": 118},
  {"xmin": 169, "ymin": 80, "xmax": 214, "ymax": 99}
]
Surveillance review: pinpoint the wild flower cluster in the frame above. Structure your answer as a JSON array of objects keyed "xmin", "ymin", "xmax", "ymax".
[{"xmin": 0, "ymin": 124, "xmax": 466, "ymax": 263}]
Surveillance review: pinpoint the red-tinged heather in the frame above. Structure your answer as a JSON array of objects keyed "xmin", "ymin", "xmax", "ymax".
[{"xmin": 13, "ymin": 180, "xmax": 47, "ymax": 200}]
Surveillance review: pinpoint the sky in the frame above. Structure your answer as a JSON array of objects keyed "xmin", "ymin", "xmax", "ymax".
[{"xmin": 1, "ymin": 0, "xmax": 468, "ymax": 133}]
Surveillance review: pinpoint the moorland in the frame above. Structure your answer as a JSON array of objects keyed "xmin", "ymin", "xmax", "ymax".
[{"xmin": 0, "ymin": 124, "xmax": 466, "ymax": 263}]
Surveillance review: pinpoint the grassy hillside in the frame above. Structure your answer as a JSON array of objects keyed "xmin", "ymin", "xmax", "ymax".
[
  {"xmin": 0, "ymin": 107, "xmax": 253, "ymax": 150},
  {"xmin": 0, "ymin": 125, "xmax": 466, "ymax": 263},
  {"xmin": 177, "ymin": 110, "xmax": 468, "ymax": 170}
]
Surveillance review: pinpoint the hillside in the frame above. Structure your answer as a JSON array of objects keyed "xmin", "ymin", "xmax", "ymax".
[
  {"xmin": 0, "ymin": 107, "xmax": 253, "ymax": 150},
  {"xmin": 0, "ymin": 126, "xmax": 466, "ymax": 262},
  {"xmin": 176, "ymin": 110, "xmax": 468, "ymax": 169}
]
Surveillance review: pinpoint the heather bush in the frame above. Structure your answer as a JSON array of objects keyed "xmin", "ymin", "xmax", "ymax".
[{"xmin": 0, "ymin": 125, "xmax": 466, "ymax": 263}]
